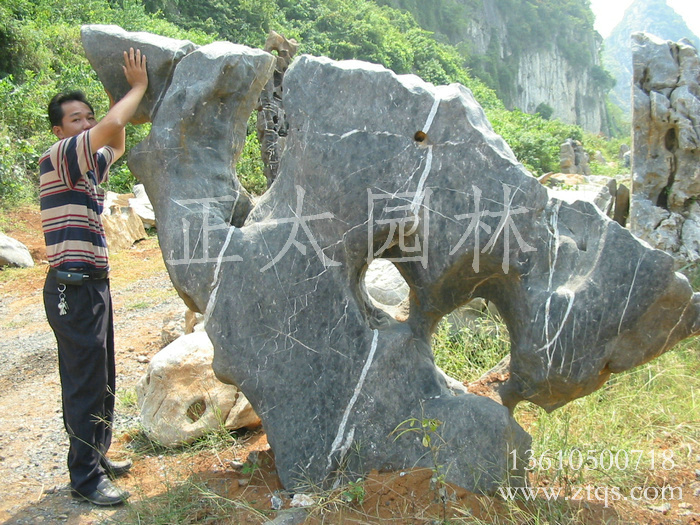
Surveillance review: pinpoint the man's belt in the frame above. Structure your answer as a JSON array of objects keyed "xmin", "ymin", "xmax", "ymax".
[{"xmin": 49, "ymin": 267, "xmax": 110, "ymax": 285}]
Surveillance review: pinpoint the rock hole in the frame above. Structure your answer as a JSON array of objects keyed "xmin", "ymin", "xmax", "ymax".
[
  {"xmin": 414, "ymin": 130, "xmax": 427, "ymax": 143},
  {"xmin": 433, "ymin": 300, "xmax": 511, "ymax": 396},
  {"xmin": 657, "ymin": 128, "xmax": 678, "ymax": 210},
  {"xmin": 186, "ymin": 398, "xmax": 207, "ymax": 423},
  {"xmin": 363, "ymin": 259, "xmax": 409, "ymax": 323},
  {"xmin": 235, "ymin": 110, "xmax": 271, "ymax": 197},
  {"xmin": 665, "ymin": 128, "xmax": 677, "ymax": 153}
]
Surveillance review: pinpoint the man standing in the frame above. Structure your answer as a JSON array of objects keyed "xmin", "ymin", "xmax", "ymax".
[{"xmin": 40, "ymin": 48, "xmax": 148, "ymax": 506}]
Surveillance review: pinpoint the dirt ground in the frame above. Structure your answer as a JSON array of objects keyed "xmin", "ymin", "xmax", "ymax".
[{"xmin": 1, "ymin": 205, "xmax": 699, "ymax": 525}]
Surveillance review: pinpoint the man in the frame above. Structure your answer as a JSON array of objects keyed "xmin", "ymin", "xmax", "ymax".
[{"xmin": 40, "ymin": 48, "xmax": 148, "ymax": 507}]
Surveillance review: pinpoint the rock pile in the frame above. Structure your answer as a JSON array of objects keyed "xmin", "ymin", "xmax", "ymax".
[{"xmin": 560, "ymin": 138, "xmax": 591, "ymax": 175}]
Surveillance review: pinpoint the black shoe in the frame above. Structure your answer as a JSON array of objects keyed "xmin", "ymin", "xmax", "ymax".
[
  {"xmin": 102, "ymin": 457, "xmax": 133, "ymax": 479},
  {"xmin": 71, "ymin": 477, "xmax": 130, "ymax": 506}
]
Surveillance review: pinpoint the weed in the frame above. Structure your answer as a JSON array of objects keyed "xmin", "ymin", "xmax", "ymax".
[
  {"xmin": 241, "ymin": 456, "xmax": 260, "ymax": 476},
  {"xmin": 125, "ymin": 473, "xmax": 269, "ymax": 524},
  {"xmin": 124, "ymin": 409, "xmax": 239, "ymax": 460},
  {"xmin": 341, "ymin": 478, "xmax": 366, "ymax": 505},
  {"xmin": 125, "ymin": 300, "xmax": 151, "ymax": 310},
  {"xmin": 116, "ymin": 387, "xmax": 139, "ymax": 411},
  {"xmin": 392, "ymin": 415, "xmax": 450, "ymax": 523}
]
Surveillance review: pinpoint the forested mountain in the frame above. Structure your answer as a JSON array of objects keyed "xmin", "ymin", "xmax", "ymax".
[
  {"xmin": 603, "ymin": 0, "xmax": 700, "ymax": 117},
  {"xmin": 376, "ymin": 0, "xmax": 613, "ymax": 133},
  {"xmin": 0, "ymin": 0, "xmax": 623, "ymax": 207}
]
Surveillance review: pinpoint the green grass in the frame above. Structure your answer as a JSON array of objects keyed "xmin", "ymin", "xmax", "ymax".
[
  {"xmin": 519, "ymin": 342, "xmax": 699, "ymax": 492},
  {"xmin": 432, "ymin": 305, "xmax": 698, "ymax": 522},
  {"xmin": 124, "ymin": 471, "xmax": 270, "ymax": 524},
  {"xmin": 116, "ymin": 386, "xmax": 139, "ymax": 411},
  {"xmin": 432, "ymin": 307, "xmax": 510, "ymax": 383}
]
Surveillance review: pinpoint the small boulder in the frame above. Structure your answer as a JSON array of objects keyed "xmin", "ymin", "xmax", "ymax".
[
  {"xmin": 364, "ymin": 259, "xmax": 408, "ymax": 307},
  {"xmin": 618, "ymin": 143, "xmax": 630, "ymax": 160},
  {"xmin": 137, "ymin": 331, "xmax": 260, "ymax": 447},
  {"xmin": 102, "ymin": 191, "xmax": 147, "ymax": 252},
  {"xmin": 129, "ymin": 184, "xmax": 156, "ymax": 229},
  {"xmin": 593, "ymin": 150, "xmax": 607, "ymax": 165},
  {"xmin": 0, "ymin": 233, "xmax": 34, "ymax": 268}
]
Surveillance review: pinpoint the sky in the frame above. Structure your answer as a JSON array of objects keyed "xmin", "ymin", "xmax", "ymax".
[{"xmin": 589, "ymin": 0, "xmax": 700, "ymax": 38}]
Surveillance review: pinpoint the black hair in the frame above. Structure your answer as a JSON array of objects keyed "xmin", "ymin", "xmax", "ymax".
[{"xmin": 48, "ymin": 91, "xmax": 95, "ymax": 128}]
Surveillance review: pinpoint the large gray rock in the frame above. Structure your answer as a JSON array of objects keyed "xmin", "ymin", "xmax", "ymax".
[
  {"xmin": 84, "ymin": 26, "xmax": 700, "ymax": 496},
  {"xmin": 559, "ymin": 139, "xmax": 590, "ymax": 175},
  {"xmin": 630, "ymin": 33, "xmax": 700, "ymax": 267},
  {"xmin": 559, "ymin": 140, "xmax": 575, "ymax": 172},
  {"xmin": 81, "ymin": 25, "xmax": 197, "ymax": 124},
  {"xmin": 0, "ymin": 233, "xmax": 33, "ymax": 268}
]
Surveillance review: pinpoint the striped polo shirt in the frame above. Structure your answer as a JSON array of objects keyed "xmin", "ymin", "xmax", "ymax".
[{"xmin": 39, "ymin": 130, "xmax": 115, "ymax": 270}]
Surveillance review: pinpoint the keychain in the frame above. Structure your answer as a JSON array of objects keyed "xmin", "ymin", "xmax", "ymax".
[{"xmin": 58, "ymin": 283, "xmax": 69, "ymax": 316}]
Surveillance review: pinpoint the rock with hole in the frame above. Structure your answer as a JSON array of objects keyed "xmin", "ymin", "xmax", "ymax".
[
  {"xmin": 629, "ymin": 32, "xmax": 700, "ymax": 267},
  {"xmin": 85, "ymin": 25, "xmax": 700, "ymax": 495},
  {"xmin": 136, "ymin": 332, "xmax": 260, "ymax": 447}
]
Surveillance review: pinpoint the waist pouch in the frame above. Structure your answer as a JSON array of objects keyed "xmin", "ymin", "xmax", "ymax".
[
  {"xmin": 54, "ymin": 270, "xmax": 87, "ymax": 286},
  {"xmin": 49, "ymin": 268, "xmax": 109, "ymax": 285}
]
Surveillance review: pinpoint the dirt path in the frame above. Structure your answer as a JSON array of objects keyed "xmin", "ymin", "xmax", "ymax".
[{"xmin": 0, "ymin": 206, "xmax": 187, "ymax": 524}]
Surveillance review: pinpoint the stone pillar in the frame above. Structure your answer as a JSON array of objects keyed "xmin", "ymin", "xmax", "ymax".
[{"xmin": 629, "ymin": 32, "xmax": 700, "ymax": 268}]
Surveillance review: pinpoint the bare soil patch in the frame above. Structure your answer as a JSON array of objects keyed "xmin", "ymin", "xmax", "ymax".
[{"xmin": 0, "ymin": 205, "xmax": 698, "ymax": 524}]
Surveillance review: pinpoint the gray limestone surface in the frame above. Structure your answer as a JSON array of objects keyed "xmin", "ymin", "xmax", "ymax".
[
  {"xmin": 83, "ymin": 25, "xmax": 700, "ymax": 495},
  {"xmin": 630, "ymin": 32, "xmax": 700, "ymax": 266},
  {"xmin": 82, "ymin": 25, "xmax": 197, "ymax": 124}
]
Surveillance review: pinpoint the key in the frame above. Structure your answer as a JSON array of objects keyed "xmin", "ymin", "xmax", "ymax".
[{"xmin": 58, "ymin": 284, "xmax": 68, "ymax": 316}]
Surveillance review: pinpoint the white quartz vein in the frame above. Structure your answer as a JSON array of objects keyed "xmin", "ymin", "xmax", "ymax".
[
  {"xmin": 660, "ymin": 298, "xmax": 692, "ymax": 351},
  {"xmin": 411, "ymin": 147, "xmax": 433, "ymax": 214},
  {"xmin": 410, "ymin": 97, "xmax": 441, "ymax": 214},
  {"xmin": 617, "ymin": 254, "xmax": 644, "ymax": 334},
  {"xmin": 424, "ymin": 96, "xmax": 440, "ymax": 133},
  {"xmin": 548, "ymin": 202, "xmax": 562, "ymax": 291},
  {"xmin": 203, "ymin": 224, "xmax": 237, "ymax": 326},
  {"xmin": 327, "ymin": 329, "xmax": 379, "ymax": 470},
  {"xmin": 538, "ymin": 288, "xmax": 575, "ymax": 371}
]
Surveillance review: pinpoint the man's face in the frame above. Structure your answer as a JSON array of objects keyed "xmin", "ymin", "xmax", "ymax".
[{"xmin": 52, "ymin": 100, "xmax": 97, "ymax": 139}]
